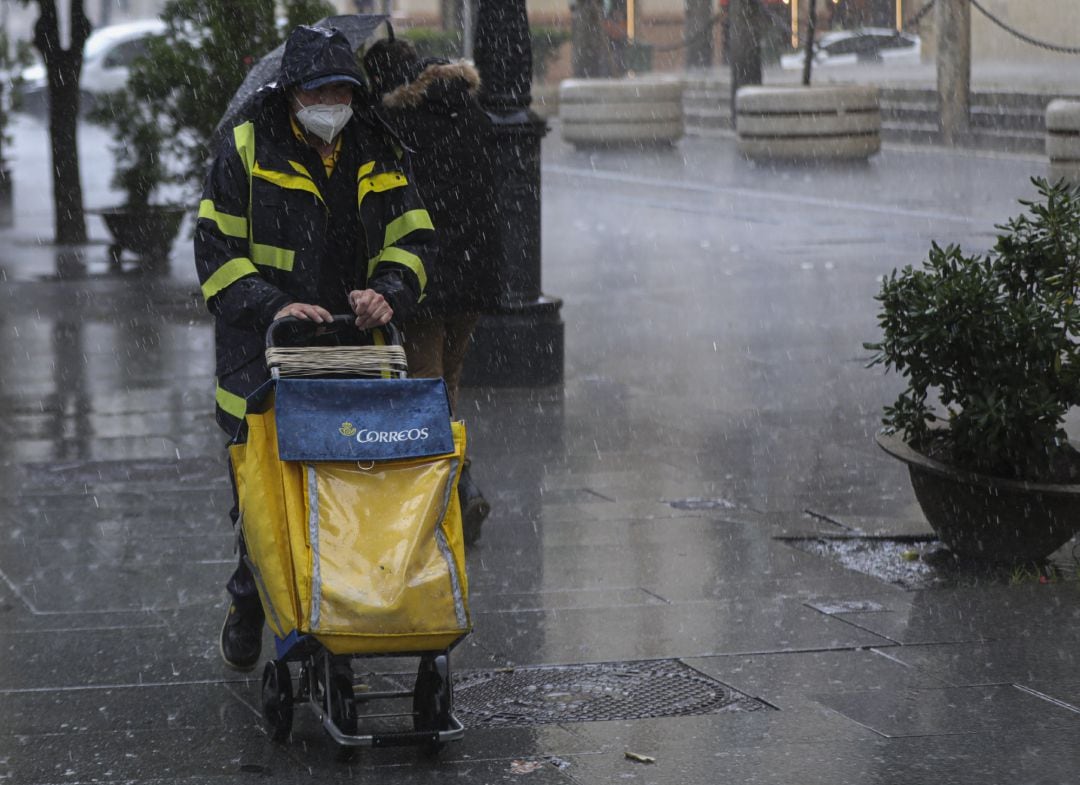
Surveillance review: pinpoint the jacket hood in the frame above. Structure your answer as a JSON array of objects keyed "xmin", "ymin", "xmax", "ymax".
[
  {"xmin": 380, "ymin": 61, "xmax": 481, "ymax": 110},
  {"xmin": 280, "ymin": 25, "xmax": 365, "ymax": 90}
]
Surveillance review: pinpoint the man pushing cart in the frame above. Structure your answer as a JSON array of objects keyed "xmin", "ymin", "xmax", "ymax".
[{"xmin": 195, "ymin": 22, "xmax": 469, "ymax": 748}]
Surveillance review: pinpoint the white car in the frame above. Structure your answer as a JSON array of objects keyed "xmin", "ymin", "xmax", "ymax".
[
  {"xmin": 17, "ymin": 18, "xmax": 166, "ymax": 115},
  {"xmin": 780, "ymin": 28, "xmax": 921, "ymax": 70}
]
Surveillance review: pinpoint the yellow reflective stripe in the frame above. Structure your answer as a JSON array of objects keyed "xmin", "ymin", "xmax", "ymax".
[
  {"xmin": 384, "ymin": 209, "xmax": 434, "ymax": 248},
  {"xmin": 198, "ymin": 199, "xmax": 248, "ymax": 239},
  {"xmin": 252, "ymin": 163, "xmax": 324, "ymax": 203},
  {"xmin": 369, "ymin": 246, "xmax": 427, "ymax": 293},
  {"xmin": 201, "ymin": 257, "xmax": 259, "ymax": 301},
  {"xmin": 233, "ymin": 122, "xmax": 255, "ymax": 176},
  {"xmin": 358, "ymin": 171, "xmax": 407, "ymax": 207},
  {"xmin": 372, "ymin": 329, "xmax": 391, "ymax": 379},
  {"xmin": 288, "ymin": 160, "xmax": 314, "ymax": 179},
  {"xmin": 216, "ymin": 384, "xmax": 247, "ymax": 420},
  {"xmin": 357, "ymin": 161, "xmax": 376, "ymax": 179},
  {"xmin": 251, "ymin": 243, "xmax": 295, "ymax": 271}
]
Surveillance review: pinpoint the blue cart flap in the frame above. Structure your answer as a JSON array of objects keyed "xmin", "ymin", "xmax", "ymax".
[{"xmin": 274, "ymin": 378, "xmax": 454, "ymax": 462}]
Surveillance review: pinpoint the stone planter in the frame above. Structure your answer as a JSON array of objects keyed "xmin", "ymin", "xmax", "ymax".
[
  {"xmin": 736, "ymin": 85, "xmax": 881, "ymax": 161},
  {"xmin": 95, "ymin": 204, "xmax": 186, "ymax": 268},
  {"xmin": 558, "ymin": 77, "xmax": 684, "ymax": 148},
  {"xmin": 1046, "ymin": 99, "xmax": 1080, "ymax": 185},
  {"xmin": 875, "ymin": 430, "xmax": 1080, "ymax": 564}
]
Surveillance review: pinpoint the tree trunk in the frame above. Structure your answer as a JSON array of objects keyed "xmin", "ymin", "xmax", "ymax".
[
  {"xmin": 571, "ymin": 0, "xmax": 608, "ymax": 78},
  {"xmin": 685, "ymin": 0, "xmax": 714, "ymax": 70},
  {"xmin": 32, "ymin": 0, "xmax": 91, "ymax": 245},
  {"xmin": 728, "ymin": 0, "xmax": 762, "ymax": 127},
  {"xmin": 937, "ymin": 0, "xmax": 971, "ymax": 145}
]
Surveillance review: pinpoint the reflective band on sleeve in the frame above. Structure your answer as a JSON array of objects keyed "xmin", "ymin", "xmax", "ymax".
[
  {"xmin": 383, "ymin": 209, "xmax": 434, "ymax": 248},
  {"xmin": 307, "ymin": 464, "xmax": 322, "ymax": 631},
  {"xmin": 252, "ymin": 163, "xmax": 324, "ymax": 203},
  {"xmin": 357, "ymin": 160, "xmax": 376, "ymax": 180},
  {"xmin": 215, "ymin": 384, "xmax": 247, "ymax": 420},
  {"xmin": 198, "ymin": 200, "xmax": 248, "ymax": 239},
  {"xmin": 201, "ymin": 257, "xmax": 259, "ymax": 301},
  {"xmin": 358, "ymin": 171, "xmax": 407, "ymax": 207},
  {"xmin": 369, "ymin": 246, "xmax": 427, "ymax": 292},
  {"xmin": 252, "ymin": 243, "xmax": 296, "ymax": 271}
]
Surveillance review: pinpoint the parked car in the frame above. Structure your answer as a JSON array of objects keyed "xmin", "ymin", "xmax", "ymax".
[
  {"xmin": 780, "ymin": 28, "xmax": 921, "ymax": 70},
  {"xmin": 16, "ymin": 18, "xmax": 166, "ymax": 116}
]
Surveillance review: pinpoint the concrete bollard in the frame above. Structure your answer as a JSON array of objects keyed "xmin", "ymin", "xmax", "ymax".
[
  {"xmin": 558, "ymin": 77, "xmax": 684, "ymax": 148},
  {"xmin": 735, "ymin": 85, "xmax": 881, "ymax": 161},
  {"xmin": 1046, "ymin": 100, "xmax": 1080, "ymax": 185}
]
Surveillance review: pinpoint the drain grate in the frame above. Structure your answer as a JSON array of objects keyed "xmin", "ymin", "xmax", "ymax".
[{"xmin": 453, "ymin": 659, "xmax": 769, "ymax": 727}]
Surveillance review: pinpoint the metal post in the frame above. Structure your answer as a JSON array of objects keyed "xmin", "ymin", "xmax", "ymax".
[
  {"xmin": 801, "ymin": 0, "xmax": 817, "ymax": 86},
  {"xmin": 937, "ymin": 0, "xmax": 971, "ymax": 145},
  {"xmin": 465, "ymin": 0, "xmax": 564, "ymax": 387}
]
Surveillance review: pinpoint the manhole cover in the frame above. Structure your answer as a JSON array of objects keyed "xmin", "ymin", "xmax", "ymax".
[{"xmin": 453, "ymin": 659, "xmax": 769, "ymax": 727}]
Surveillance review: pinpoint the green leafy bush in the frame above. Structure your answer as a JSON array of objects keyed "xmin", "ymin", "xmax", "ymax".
[
  {"xmin": 865, "ymin": 178, "xmax": 1080, "ymax": 481},
  {"xmin": 0, "ymin": 32, "xmax": 33, "ymax": 167},
  {"xmin": 92, "ymin": 0, "xmax": 335, "ymax": 207}
]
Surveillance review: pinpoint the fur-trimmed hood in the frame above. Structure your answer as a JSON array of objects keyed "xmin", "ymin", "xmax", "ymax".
[{"xmin": 381, "ymin": 61, "xmax": 481, "ymax": 110}]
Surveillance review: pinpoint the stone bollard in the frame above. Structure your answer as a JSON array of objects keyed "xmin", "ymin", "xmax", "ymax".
[
  {"xmin": 558, "ymin": 77, "xmax": 684, "ymax": 148},
  {"xmin": 1046, "ymin": 100, "xmax": 1080, "ymax": 185},
  {"xmin": 735, "ymin": 85, "xmax": 881, "ymax": 161}
]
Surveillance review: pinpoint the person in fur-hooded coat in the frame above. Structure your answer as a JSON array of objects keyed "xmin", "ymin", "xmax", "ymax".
[{"xmin": 364, "ymin": 38, "xmax": 499, "ymax": 545}]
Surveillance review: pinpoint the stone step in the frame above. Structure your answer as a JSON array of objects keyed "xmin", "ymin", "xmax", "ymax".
[{"xmin": 682, "ymin": 105, "xmax": 733, "ymax": 130}]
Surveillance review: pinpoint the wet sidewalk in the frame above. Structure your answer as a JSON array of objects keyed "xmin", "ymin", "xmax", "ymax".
[{"xmin": 2, "ymin": 113, "xmax": 1080, "ymax": 783}]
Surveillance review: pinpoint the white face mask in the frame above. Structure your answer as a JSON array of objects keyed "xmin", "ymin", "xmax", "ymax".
[{"xmin": 294, "ymin": 101, "xmax": 353, "ymax": 144}]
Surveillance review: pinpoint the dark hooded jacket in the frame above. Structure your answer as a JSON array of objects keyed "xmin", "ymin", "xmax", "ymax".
[
  {"xmin": 195, "ymin": 42, "xmax": 434, "ymax": 436},
  {"xmin": 376, "ymin": 60, "xmax": 500, "ymax": 318}
]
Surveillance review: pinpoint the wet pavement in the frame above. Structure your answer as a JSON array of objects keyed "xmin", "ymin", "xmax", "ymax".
[{"xmin": 3, "ymin": 108, "xmax": 1080, "ymax": 784}]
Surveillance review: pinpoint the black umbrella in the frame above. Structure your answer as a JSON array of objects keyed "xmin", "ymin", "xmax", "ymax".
[{"xmin": 211, "ymin": 14, "xmax": 390, "ymax": 150}]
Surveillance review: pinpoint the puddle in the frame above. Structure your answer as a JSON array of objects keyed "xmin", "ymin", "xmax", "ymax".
[{"xmin": 783, "ymin": 536, "xmax": 1078, "ymax": 590}]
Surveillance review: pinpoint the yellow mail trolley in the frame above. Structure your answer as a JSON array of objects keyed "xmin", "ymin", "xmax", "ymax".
[{"xmin": 229, "ymin": 316, "xmax": 471, "ymax": 750}]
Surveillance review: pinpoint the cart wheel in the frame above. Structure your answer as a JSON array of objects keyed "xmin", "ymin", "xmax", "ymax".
[
  {"xmin": 261, "ymin": 660, "xmax": 293, "ymax": 743},
  {"xmin": 329, "ymin": 673, "xmax": 358, "ymax": 737},
  {"xmin": 413, "ymin": 654, "xmax": 452, "ymax": 752}
]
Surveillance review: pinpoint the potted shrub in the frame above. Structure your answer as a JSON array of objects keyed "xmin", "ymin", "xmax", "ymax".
[
  {"xmin": 85, "ymin": 0, "xmax": 336, "ymax": 269},
  {"xmin": 89, "ymin": 88, "xmax": 185, "ymax": 269},
  {"xmin": 865, "ymin": 178, "xmax": 1080, "ymax": 564}
]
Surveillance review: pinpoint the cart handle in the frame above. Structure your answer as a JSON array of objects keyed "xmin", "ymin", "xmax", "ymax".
[{"xmin": 265, "ymin": 315, "xmax": 402, "ymax": 350}]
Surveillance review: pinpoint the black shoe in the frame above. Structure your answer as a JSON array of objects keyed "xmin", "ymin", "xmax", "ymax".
[
  {"xmin": 220, "ymin": 602, "xmax": 264, "ymax": 671},
  {"xmin": 458, "ymin": 463, "xmax": 490, "ymax": 547}
]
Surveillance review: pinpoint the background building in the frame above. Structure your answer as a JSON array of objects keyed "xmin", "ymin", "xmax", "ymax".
[{"xmin": 4, "ymin": 1, "xmax": 1079, "ymax": 73}]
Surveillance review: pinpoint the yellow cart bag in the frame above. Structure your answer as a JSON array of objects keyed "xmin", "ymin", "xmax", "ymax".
[{"xmin": 229, "ymin": 377, "xmax": 470, "ymax": 655}]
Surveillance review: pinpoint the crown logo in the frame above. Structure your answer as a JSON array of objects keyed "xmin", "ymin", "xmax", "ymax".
[{"xmin": 339, "ymin": 421, "xmax": 357, "ymax": 437}]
